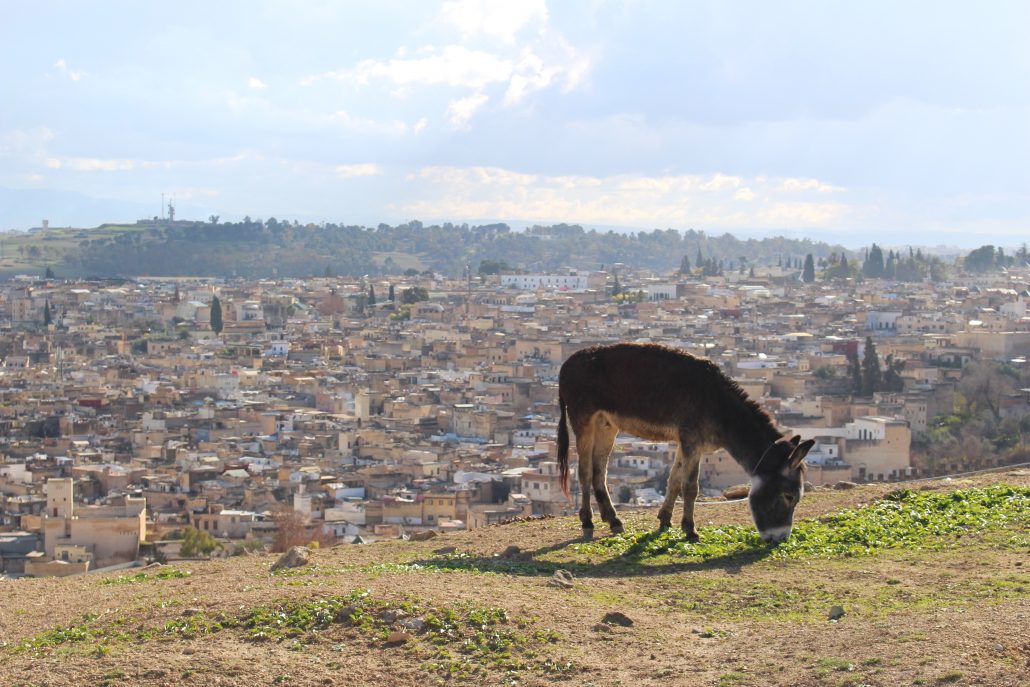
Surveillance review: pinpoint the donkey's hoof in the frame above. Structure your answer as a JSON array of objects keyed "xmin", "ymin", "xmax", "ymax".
[
  {"xmin": 684, "ymin": 530, "xmax": 700, "ymax": 543},
  {"xmin": 581, "ymin": 528, "xmax": 594, "ymax": 541},
  {"xmin": 610, "ymin": 521, "xmax": 624, "ymax": 535}
]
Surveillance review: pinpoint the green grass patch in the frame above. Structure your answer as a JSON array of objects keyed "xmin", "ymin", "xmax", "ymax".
[
  {"xmin": 572, "ymin": 484, "xmax": 1029, "ymax": 561},
  {"xmin": 99, "ymin": 567, "xmax": 191, "ymax": 585},
  {"xmin": 9, "ymin": 590, "xmax": 568, "ymax": 682}
]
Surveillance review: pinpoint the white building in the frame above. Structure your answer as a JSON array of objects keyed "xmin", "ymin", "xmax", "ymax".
[{"xmin": 500, "ymin": 273, "xmax": 590, "ymax": 291}]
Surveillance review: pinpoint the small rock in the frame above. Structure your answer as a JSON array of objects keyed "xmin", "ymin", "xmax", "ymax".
[
  {"xmin": 500, "ymin": 545, "xmax": 522, "ymax": 559},
  {"xmin": 591, "ymin": 623, "xmax": 612, "ymax": 633},
  {"xmin": 548, "ymin": 569, "xmax": 575, "ymax": 589},
  {"xmin": 828, "ymin": 605, "xmax": 846, "ymax": 621},
  {"xmin": 399, "ymin": 617, "xmax": 427, "ymax": 633},
  {"xmin": 182, "ymin": 608, "xmax": 203, "ymax": 617},
  {"xmin": 993, "ymin": 643, "xmax": 1005, "ymax": 653},
  {"xmin": 410, "ymin": 530, "xmax": 438, "ymax": 541},
  {"xmin": 378, "ymin": 609, "xmax": 408, "ymax": 624},
  {"xmin": 833, "ymin": 481, "xmax": 858, "ymax": 490},
  {"xmin": 334, "ymin": 604, "xmax": 360, "ymax": 623},
  {"xmin": 183, "ymin": 647, "xmax": 195, "ymax": 655},
  {"xmin": 722, "ymin": 484, "xmax": 750, "ymax": 500},
  {"xmin": 385, "ymin": 631, "xmax": 410, "ymax": 646},
  {"xmin": 803, "ymin": 481, "xmax": 814, "ymax": 492},
  {"xmin": 143, "ymin": 669, "xmax": 168, "ymax": 679},
  {"xmin": 433, "ymin": 545, "xmax": 457, "ymax": 555},
  {"xmin": 602, "ymin": 611, "xmax": 634, "ymax": 627},
  {"xmin": 270, "ymin": 545, "xmax": 312, "ymax": 572},
  {"xmin": 142, "ymin": 562, "xmax": 164, "ymax": 570}
]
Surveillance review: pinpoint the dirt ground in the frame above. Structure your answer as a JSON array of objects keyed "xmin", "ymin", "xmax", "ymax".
[{"xmin": 1, "ymin": 470, "xmax": 1028, "ymax": 687}]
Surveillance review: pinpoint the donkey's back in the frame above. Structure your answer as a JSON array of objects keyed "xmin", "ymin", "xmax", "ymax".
[{"xmin": 559, "ymin": 342, "xmax": 726, "ymax": 432}]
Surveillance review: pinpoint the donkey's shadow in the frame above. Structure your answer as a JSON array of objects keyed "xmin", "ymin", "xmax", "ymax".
[{"xmin": 411, "ymin": 530, "xmax": 775, "ymax": 579}]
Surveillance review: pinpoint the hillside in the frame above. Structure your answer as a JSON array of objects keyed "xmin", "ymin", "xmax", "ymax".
[
  {"xmin": 0, "ymin": 221, "xmax": 848, "ymax": 279},
  {"xmin": 1, "ymin": 471, "xmax": 1028, "ymax": 687}
]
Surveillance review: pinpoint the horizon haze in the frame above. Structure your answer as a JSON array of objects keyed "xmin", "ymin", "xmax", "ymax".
[{"xmin": 2, "ymin": 1, "xmax": 1028, "ymax": 249}]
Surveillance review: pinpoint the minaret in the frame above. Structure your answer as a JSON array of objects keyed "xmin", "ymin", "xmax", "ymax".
[{"xmin": 47, "ymin": 477, "xmax": 74, "ymax": 519}]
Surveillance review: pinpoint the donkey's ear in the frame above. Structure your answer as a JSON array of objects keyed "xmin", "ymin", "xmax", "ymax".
[
  {"xmin": 788, "ymin": 435, "xmax": 801, "ymax": 447},
  {"xmin": 789, "ymin": 439, "xmax": 815, "ymax": 469}
]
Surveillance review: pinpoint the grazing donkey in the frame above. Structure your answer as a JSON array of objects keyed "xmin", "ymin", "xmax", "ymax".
[{"xmin": 557, "ymin": 343, "xmax": 813, "ymax": 542}]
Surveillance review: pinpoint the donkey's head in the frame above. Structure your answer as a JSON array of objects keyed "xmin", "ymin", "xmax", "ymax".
[{"xmin": 747, "ymin": 435, "xmax": 814, "ymax": 543}]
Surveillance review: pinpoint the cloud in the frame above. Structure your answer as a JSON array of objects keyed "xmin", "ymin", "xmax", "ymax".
[
  {"xmin": 247, "ymin": 77, "xmax": 267, "ymax": 90},
  {"xmin": 299, "ymin": 4, "xmax": 590, "ymax": 127},
  {"xmin": 335, "ymin": 163, "xmax": 383, "ymax": 178},
  {"xmin": 46, "ymin": 157, "xmax": 136, "ymax": 171},
  {"xmin": 439, "ymin": 0, "xmax": 548, "ymax": 44},
  {"xmin": 0, "ymin": 127, "xmax": 55, "ymax": 158},
  {"xmin": 396, "ymin": 166, "xmax": 850, "ymax": 229},
  {"xmin": 782, "ymin": 178, "xmax": 846, "ymax": 193},
  {"xmin": 53, "ymin": 58, "xmax": 87, "ymax": 81},
  {"xmin": 446, "ymin": 93, "xmax": 489, "ymax": 128},
  {"xmin": 329, "ymin": 111, "xmax": 408, "ymax": 136},
  {"xmin": 349, "ymin": 45, "xmax": 513, "ymax": 90},
  {"xmin": 413, "ymin": 117, "xmax": 429, "ymax": 134}
]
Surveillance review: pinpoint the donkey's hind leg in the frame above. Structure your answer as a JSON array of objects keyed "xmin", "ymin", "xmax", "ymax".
[
  {"xmin": 657, "ymin": 448, "xmax": 684, "ymax": 530},
  {"xmin": 677, "ymin": 448, "xmax": 702, "ymax": 542},
  {"xmin": 574, "ymin": 416, "xmax": 596, "ymax": 539},
  {"xmin": 590, "ymin": 415, "xmax": 623, "ymax": 535}
]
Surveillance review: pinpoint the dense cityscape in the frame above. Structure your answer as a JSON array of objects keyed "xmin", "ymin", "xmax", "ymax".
[{"xmin": 2, "ymin": 234, "xmax": 1028, "ymax": 576}]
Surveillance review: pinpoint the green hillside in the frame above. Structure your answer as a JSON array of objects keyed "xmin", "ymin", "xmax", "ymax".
[{"xmin": 0, "ymin": 220, "xmax": 848, "ymax": 279}]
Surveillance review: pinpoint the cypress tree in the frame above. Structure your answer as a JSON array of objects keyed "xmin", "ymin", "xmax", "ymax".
[
  {"xmin": 862, "ymin": 336, "xmax": 882, "ymax": 395},
  {"xmin": 802, "ymin": 254, "xmax": 816, "ymax": 282},
  {"xmin": 368, "ymin": 285, "xmax": 376, "ymax": 306},
  {"xmin": 210, "ymin": 296, "xmax": 223, "ymax": 336},
  {"xmin": 43, "ymin": 300, "xmax": 52, "ymax": 327}
]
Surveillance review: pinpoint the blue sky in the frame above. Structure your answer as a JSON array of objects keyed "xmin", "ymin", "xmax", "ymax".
[{"xmin": 1, "ymin": 0, "xmax": 1028, "ymax": 247}]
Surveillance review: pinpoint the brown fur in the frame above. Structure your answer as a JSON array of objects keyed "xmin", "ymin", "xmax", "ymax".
[{"xmin": 557, "ymin": 342, "xmax": 811, "ymax": 539}]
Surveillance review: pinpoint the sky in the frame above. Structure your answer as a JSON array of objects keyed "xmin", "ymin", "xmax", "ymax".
[{"xmin": 1, "ymin": 0, "xmax": 1029, "ymax": 247}]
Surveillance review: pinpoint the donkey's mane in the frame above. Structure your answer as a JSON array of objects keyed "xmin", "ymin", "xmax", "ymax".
[{"xmin": 628, "ymin": 342, "xmax": 776, "ymax": 431}]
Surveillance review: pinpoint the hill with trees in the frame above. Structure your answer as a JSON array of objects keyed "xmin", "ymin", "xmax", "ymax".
[{"xmin": 5, "ymin": 219, "xmax": 850, "ymax": 279}]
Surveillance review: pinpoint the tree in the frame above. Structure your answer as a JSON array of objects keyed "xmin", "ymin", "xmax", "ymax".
[
  {"xmin": 401, "ymin": 286, "xmax": 429, "ymax": 304},
  {"xmin": 802, "ymin": 254, "xmax": 816, "ymax": 283},
  {"xmin": 679, "ymin": 254, "xmax": 691, "ymax": 275},
  {"xmin": 208, "ymin": 215, "xmax": 220, "ymax": 224},
  {"xmin": 863, "ymin": 243, "xmax": 885, "ymax": 278},
  {"xmin": 847, "ymin": 350, "xmax": 863, "ymax": 395},
  {"xmin": 43, "ymin": 300, "xmax": 52, "ymax": 327},
  {"xmin": 883, "ymin": 354, "xmax": 906, "ymax": 392},
  {"xmin": 179, "ymin": 526, "xmax": 221, "ymax": 557},
  {"xmin": 44, "ymin": 266, "xmax": 55, "ymax": 279},
  {"xmin": 210, "ymin": 296, "xmax": 223, "ymax": 335},
  {"xmin": 862, "ymin": 337, "xmax": 882, "ymax": 396},
  {"xmin": 388, "ymin": 284, "xmax": 395, "ymax": 302},
  {"xmin": 368, "ymin": 285, "xmax": 376, "ymax": 306},
  {"xmin": 964, "ymin": 245, "xmax": 998, "ymax": 273}
]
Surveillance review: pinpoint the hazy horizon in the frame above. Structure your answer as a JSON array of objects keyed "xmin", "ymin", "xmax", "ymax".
[{"xmin": 2, "ymin": 1, "xmax": 1028, "ymax": 249}]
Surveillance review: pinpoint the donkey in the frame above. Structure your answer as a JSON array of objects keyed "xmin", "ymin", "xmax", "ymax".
[{"xmin": 557, "ymin": 342, "xmax": 813, "ymax": 542}]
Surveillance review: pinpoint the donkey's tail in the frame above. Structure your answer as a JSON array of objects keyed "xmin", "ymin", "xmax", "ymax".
[{"xmin": 557, "ymin": 393, "xmax": 571, "ymax": 498}]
